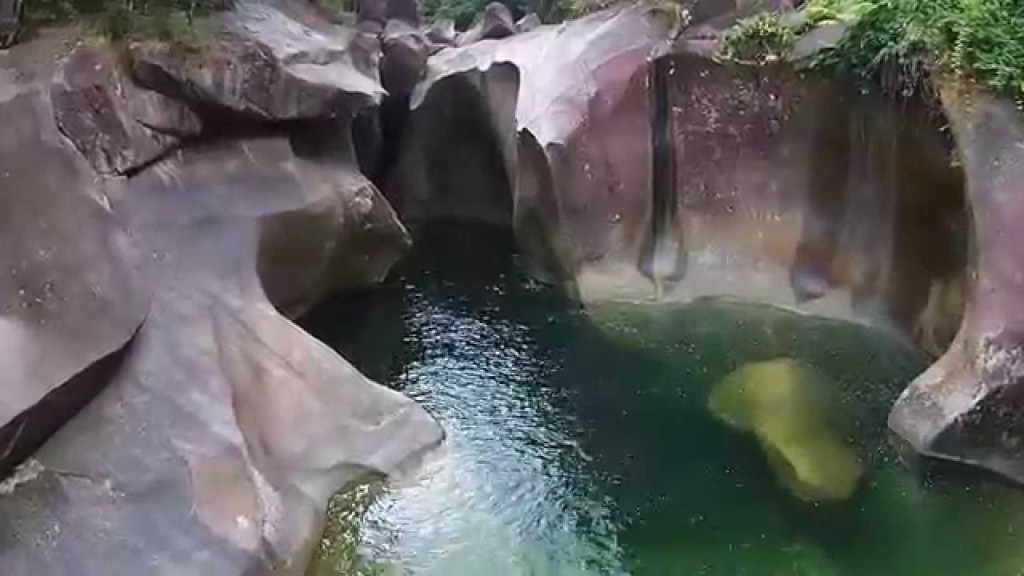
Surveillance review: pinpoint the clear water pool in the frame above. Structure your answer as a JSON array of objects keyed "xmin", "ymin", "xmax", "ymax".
[{"xmin": 305, "ymin": 224, "xmax": 1024, "ymax": 576}]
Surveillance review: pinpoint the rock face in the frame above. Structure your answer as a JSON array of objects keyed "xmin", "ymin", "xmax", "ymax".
[
  {"xmin": 380, "ymin": 19, "xmax": 432, "ymax": 97},
  {"xmin": 389, "ymin": 4, "xmax": 965, "ymax": 342},
  {"xmin": 388, "ymin": 2, "xmax": 1024, "ymax": 485},
  {"xmin": 889, "ymin": 89, "xmax": 1024, "ymax": 484},
  {"xmin": 0, "ymin": 4, "xmax": 440, "ymax": 575},
  {"xmin": 131, "ymin": 0, "xmax": 386, "ymax": 122},
  {"xmin": 456, "ymin": 2, "xmax": 518, "ymax": 46}
]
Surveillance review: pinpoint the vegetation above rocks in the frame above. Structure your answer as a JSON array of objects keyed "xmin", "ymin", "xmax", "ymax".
[
  {"xmin": 722, "ymin": 0, "xmax": 1024, "ymax": 101},
  {"xmin": 423, "ymin": 0, "xmax": 567, "ymax": 27},
  {"xmin": 22, "ymin": 0, "xmax": 220, "ymax": 44}
]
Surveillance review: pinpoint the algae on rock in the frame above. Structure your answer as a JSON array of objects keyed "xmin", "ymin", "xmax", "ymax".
[{"xmin": 709, "ymin": 358, "xmax": 863, "ymax": 502}]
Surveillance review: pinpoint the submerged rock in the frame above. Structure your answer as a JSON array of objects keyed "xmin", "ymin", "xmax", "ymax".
[{"xmin": 709, "ymin": 358, "xmax": 862, "ymax": 502}]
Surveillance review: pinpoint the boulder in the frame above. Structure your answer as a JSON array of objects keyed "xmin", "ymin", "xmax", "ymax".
[
  {"xmin": 52, "ymin": 46, "xmax": 201, "ymax": 175},
  {"xmin": 889, "ymin": 88, "xmax": 1024, "ymax": 484},
  {"xmin": 392, "ymin": 4, "xmax": 675, "ymax": 295},
  {"xmin": 0, "ymin": 8, "xmax": 441, "ymax": 575},
  {"xmin": 426, "ymin": 17, "xmax": 457, "ymax": 46},
  {"xmin": 130, "ymin": 0, "xmax": 386, "ymax": 122},
  {"xmin": 391, "ymin": 4, "xmax": 966, "ymax": 344},
  {"xmin": 456, "ymin": 2, "xmax": 517, "ymax": 46},
  {"xmin": 516, "ymin": 12, "xmax": 542, "ymax": 33},
  {"xmin": 0, "ymin": 40, "xmax": 148, "ymax": 479},
  {"xmin": 709, "ymin": 358, "xmax": 863, "ymax": 502},
  {"xmin": 380, "ymin": 19, "xmax": 431, "ymax": 97}
]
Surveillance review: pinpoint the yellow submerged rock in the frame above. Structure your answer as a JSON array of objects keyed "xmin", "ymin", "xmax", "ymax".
[{"xmin": 709, "ymin": 358, "xmax": 863, "ymax": 503}]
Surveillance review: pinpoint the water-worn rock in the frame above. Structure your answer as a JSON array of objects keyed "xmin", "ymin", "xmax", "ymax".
[
  {"xmin": 0, "ymin": 7, "xmax": 440, "ymax": 575},
  {"xmin": 456, "ymin": 2, "xmax": 517, "ymax": 46},
  {"xmin": 0, "ymin": 34, "xmax": 148, "ymax": 479},
  {"xmin": 425, "ymin": 17, "xmax": 457, "ymax": 46},
  {"xmin": 515, "ymin": 12, "xmax": 542, "ymax": 33},
  {"xmin": 131, "ymin": 0, "xmax": 385, "ymax": 121},
  {"xmin": 52, "ymin": 46, "xmax": 201, "ymax": 175},
  {"xmin": 889, "ymin": 89, "xmax": 1024, "ymax": 485},
  {"xmin": 392, "ymin": 5, "xmax": 674, "ymax": 294},
  {"xmin": 381, "ymin": 19, "xmax": 431, "ymax": 97},
  {"xmin": 393, "ymin": 4, "xmax": 965, "ymax": 343}
]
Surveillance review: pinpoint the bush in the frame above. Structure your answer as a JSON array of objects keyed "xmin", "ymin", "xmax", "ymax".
[
  {"xmin": 422, "ymin": 0, "xmax": 569, "ymax": 27},
  {"xmin": 720, "ymin": 11, "xmax": 795, "ymax": 65},
  {"xmin": 716, "ymin": 0, "xmax": 1024, "ymax": 101}
]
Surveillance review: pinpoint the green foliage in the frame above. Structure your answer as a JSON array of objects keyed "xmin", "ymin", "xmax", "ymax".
[
  {"xmin": 720, "ymin": 11, "xmax": 795, "ymax": 65},
  {"xmin": 806, "ymin": 0, "xmax": 1024, "ymax": 99},
  {"xmin": 422, "ymin": 0, "xmax": 569, "ymax": 27},
  {"xmin": 22, "ymin": 0, "xmax": 219, "ymax": 44},
  {"xmin": 422, "ymin": 0, "xmax": 486, "ymax": 26},
  {"xmin": 716, "ymin": 0, "xmax": 1024, "ymax": 100}
]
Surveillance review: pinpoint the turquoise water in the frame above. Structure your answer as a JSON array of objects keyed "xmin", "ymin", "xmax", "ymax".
[{"xmin": 305, "ymin": 224, "xmax": 1024, "ymax": 576}]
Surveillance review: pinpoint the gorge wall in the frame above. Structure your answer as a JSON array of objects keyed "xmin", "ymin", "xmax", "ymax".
[
  {"xmin": 383, "ymin": 2, "xmax": 1024, "ymax": 488},
  {"xmin": 4, "ymin": 0, "xmax": 1024, "ymax": 573}
]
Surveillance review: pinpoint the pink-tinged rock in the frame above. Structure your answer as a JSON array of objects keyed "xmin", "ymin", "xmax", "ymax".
[{"xmin": 889, "ymin": 88, "xmax": 1024, "ymax": 484}]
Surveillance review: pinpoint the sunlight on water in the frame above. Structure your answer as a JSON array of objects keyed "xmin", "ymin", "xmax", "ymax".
[{"xmin": 305, "ymin": 224, "xmax": 1024, "ymax": 576}]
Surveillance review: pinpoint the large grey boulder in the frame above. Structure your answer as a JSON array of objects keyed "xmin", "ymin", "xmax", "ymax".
[
  {"xmin": 52, "ymin": 46, "xmax": 201, "ymax": 175},
  {"xmin": 889, "ymin": 88, "xmax": 1024, "ymax": 484},
  {"xmin": 516, "ymin": 12, "xmax": 542, "ymax": 33},
  {"xmin": 380, "ymin": 19, "xmax": 431, "ymax": 97},
  {"xmin": 0, "ymin": 6, "xmax": 441, "ymax": 575},
  {"xmin": 391, "ymin": 4, "xmax": 676, "ymax": 297},
  {"xmin": 131, "ymin": 0, "xmax": 386, "ymax": 121},
  {"xmin": 426, "ymin": 17, "xmax": 457, "ymax": 46},
  {"xmin": 456, "ymin": 2, "xmax": 518, "ymax": 46},
  {"xmin": 0, "ymin": 38, "xmax": 149, "ymax": 479}
]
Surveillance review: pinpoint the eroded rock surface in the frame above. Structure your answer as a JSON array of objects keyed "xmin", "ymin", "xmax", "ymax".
[
  {"xmin": 131, "ymin": 0, "xmax": 386, "ymax": 122},
  {"xmin": 0, "ymin": 5, "xmax": 440, "ymax": 575},
  {"xmin": 392, "ymin": 4, "xmax": 965, "ymax": 343},
  {"xmin": 889, "ymin": 89, "xmax": 1024, "ymax": 484},
  {"xmin": 456, "ymin": 1, "xmax": 517, "ymax": 46}
]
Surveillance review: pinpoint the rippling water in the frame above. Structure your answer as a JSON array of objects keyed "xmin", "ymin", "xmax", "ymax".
[{"xmin": 304, "ymin": 224, "xmax": 1024, "ymax": 576}]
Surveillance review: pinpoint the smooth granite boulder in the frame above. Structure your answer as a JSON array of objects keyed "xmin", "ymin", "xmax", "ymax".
[
  {"xmin": 130, "ymin": 0, "xmax": 386, "ymax": 122},
  {"xmin": 380, "ymin": 19, "xmax": 431, "ymax": 97},
  {"xmin": 52, "ymin": 45, "xmax": 201, "ymax": 175},
  {"xmin": 0, "ymin": 34, "xmax": 149, "ymax": 480},
  {"xmin": 456, "ymin": 2, "xmax": 517, "ymax": 46},
  {"xmin": 0, "ymin": 6, "xmax": 441, "ymax": 575},
  {"xmin": 515, "ymin": 12, "xmax": 542, "ymax": 33}
]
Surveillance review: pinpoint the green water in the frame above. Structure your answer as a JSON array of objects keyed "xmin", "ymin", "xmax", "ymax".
[{"xmin": 305, "ymin": 224, "xmax": 1024, "ymax": 576}]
